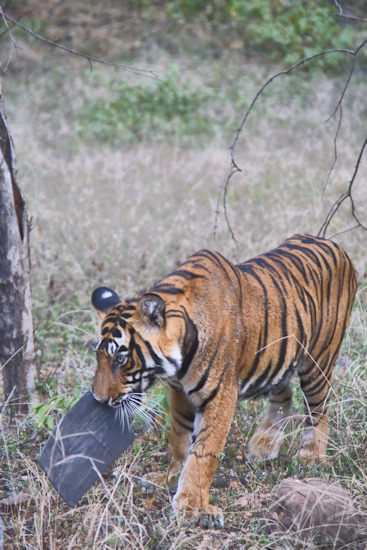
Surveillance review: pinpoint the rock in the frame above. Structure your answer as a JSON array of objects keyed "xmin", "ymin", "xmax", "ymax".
[{"xmin": 266, "ymin": 477, "xmax": 367, "ymax": 549}]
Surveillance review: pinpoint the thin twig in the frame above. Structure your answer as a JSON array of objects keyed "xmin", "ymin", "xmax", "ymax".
[
  {"xmin": 1, "ymin": 9, "xmax": 159, "ymax": 79},
  {"xmin": 0, "ymin": 7, "xmax": 19, "ymax": 71},
  {"xmin": 334, "ymin": 0, "xmax": 367, "ymax": 23},
  {"xmin": 324, "ymin": 56, "xmax": 356, "ymax": 126},
  {"xmin": 328, "ymin": 223, "xmax": 361, "ymax": 240},
  {"xmin": 318, "ymin": 138, "xmax": 367, "ymax": 238},
  {"xmin": 214, "ymin": 46, "xmax": 360, "ymax": 244},
  {"xmin": 335, "ymin": 13, "xmax": 367, "ymax": 23},
  {"xmin": 223, "ymin": 169, "xmax": 239, "ymax": 247},
  {"xmin": 322, "ymin": 103, "xmax": 342, "ymax": 198},
  {"xmin": 322, "ymin": 39, "xmax": 367, "ymax": 195}
]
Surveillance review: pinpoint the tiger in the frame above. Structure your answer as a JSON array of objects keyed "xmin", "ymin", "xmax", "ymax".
[{"xmin": 91, "ymin": 234, "xmax": 357, "ymax": 528}]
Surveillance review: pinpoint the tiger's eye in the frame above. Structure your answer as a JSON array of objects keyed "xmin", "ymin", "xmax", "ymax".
[{"xmin": 116, "ymin": 352, "xmax": 128, "ymax": 365}]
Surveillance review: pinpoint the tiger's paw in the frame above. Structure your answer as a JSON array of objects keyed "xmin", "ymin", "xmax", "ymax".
[
  {"xmin": 295, "ymin": 447, "xmax": 326, "ymax": 465},
  {"xmin": 140, "ymin": 471, "xmax": 167, "ymax": 494},
  {"xmin": 172, "ymin": 493, "xmax": 224, "ymax": 529},
  {"xmin": 296, "ymin": 426, "xmax": 328, "ymax": 464},
  {"xmin": 247, "ymin": 429, "xmax": 284, "ymax": 462},
  {"xmin": 199, "ymin": 505, "xmax": 224, "ymax": 529}
]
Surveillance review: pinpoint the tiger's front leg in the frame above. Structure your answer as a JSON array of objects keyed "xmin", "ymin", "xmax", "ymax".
[
  {"xmin": 172, "ymin": 381, "xmax": 237, "ymax": 528},
  {"xmin": 142, "ymin": 385, "xmax": 195, "ymax": 489},
  {"xmin": 167, "ymin": 385, "xmax": 196, "ymax": 488}
]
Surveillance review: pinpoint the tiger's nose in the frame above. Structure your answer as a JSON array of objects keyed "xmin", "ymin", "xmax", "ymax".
[
  {"xmin": 92, "ymin": 390, "xmax": 108, "ymax": 404},
  {"xmin": 91, "ymin": 366, "xmax": 112, "ymax": 403}
]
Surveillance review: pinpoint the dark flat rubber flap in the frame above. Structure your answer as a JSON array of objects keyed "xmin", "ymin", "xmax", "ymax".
[{"xmin": 39, "ymin": 391, "xmax": 135, "ymax": 507}]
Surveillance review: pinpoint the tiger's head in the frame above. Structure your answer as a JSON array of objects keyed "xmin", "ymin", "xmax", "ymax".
[{"xmin": 91, "ymin": 286, "xmax": 192, "ymax": 409}]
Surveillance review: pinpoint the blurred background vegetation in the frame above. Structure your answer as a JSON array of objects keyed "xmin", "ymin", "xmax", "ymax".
[
  {"xmin": 1, "ymin": 1, "xmax": 367, "ymax": 548},
  {"xmin": 12, "ymin": 0, "xmax": 366, "ymax": 63},
  {"xmin": 5, "ymin": 0, "xmax": 366, "ymax": 148}
]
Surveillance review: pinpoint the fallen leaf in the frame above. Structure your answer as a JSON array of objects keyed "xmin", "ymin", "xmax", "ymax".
[
  {"xmin": 229, "ymin": 479, "xmax": 243, "ymax": 490},
  {"xmin": 142, "ymin": 497, "xmax": 156, "ymax": 510},
  {"xmin": 236, "ymin": 494, "xmax": 252, "ymax": 507}
]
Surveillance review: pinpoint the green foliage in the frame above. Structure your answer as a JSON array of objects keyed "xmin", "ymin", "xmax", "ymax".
[
  {"xmin": 147, "ymin": 384, "xmax": 171, "ymax": 443},
  {"xmin": 237, "ymin": 0, "xmax": 356, "ymax": 66},
  {"xmin": 33, "ymin": 388, "xmax": 80, "ymax": 431},
  {"xmin": 31, "ymin": 301, "xmax": 95, "ymax": 431},
  {"xmin": 77, "ymin": 64, "xmax": 214, "ymax": 146},
  {"xmin": 164, "ymin": 0, "xmax": 359, "ymax": 67}
]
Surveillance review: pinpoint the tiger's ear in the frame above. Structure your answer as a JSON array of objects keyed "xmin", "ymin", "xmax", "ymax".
[
  {"xmin": 91, "ymin": 286, "xmax": 121, "ymax": 319},
  {"xmin": 137, "ymin": 293, "xmax": 166, "ymax": 329}
]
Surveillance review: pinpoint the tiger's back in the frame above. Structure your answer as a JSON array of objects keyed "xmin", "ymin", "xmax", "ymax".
[{"xmin": 235, "ymin": 234, "xmax": 356, "ymax": 399}]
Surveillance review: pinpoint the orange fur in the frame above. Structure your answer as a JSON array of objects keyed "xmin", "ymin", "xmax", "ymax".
[{"xmin": 91, "ymin": 234, "xmax": 357, "ymax": 526}]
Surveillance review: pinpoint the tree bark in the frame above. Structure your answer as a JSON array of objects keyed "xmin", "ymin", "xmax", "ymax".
[{"xmin": 0, "ymin": 79, "xmax": 37, "ymax": 413}]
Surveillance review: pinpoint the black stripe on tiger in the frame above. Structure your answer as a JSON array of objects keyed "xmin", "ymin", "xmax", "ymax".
[
  {"xmin": 91, "ymin": 233, "xmax": 357, "ymax": 520},
  {"xmin": 172, "ymin": 412, "xmax": 194, "ymax": 433},
  {"xmin": 188, "ymin": 342, "xmax": 220, "ymax": 396},
  {"xmin": 177, "ymin": 306, "xmax": 199, "ymax": 380}
]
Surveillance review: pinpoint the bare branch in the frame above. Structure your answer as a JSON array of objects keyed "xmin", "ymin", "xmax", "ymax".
[
  {"xmin": 214, "ymin": 45, "xmax": 361, "ymax": 243},
  {"xmin": 334, "ymin": 0, "xmax": 367, "ymax": 23},
  {"xmin": 328, "ymin": 223, "xmax": 361, "ymax": 240},
  {"xmin": 0, "ymin": 7, "xmax": 19, "ymax": 72},
  {"xmin": 324, "ymin": 60, "xmax": 355, "ymax": 126},
  {"xmin": 323, "ymin": 39, "xmax": 367, "ymax": 194},
  {"xmin": 322, "ymin": 103, "xmax": 342, "ymax": 198},
  {"xmin": 336, "ymin": 14, "xmax": 367, "ymax": 23},
  {"xmin": 223, "ymin": 169, "xmax": 239, "ymax": 248},
  {"xmin": 324, "ymin": 40, "xmax": 367, "ymax": 125},
  {"xmin": 1, "ymin": 9, "xmax": 159, "ymax": 79},
  {"xmin": 318, "ymin": 138, "xmax": 367, "ymax": 238},
  {"xmin": 216, "ymin": 39, "xmax": 367, "ymax": 243},
  {"xmin": 334, "ymin": 0, "xmax": 343, "ymax": 15}
]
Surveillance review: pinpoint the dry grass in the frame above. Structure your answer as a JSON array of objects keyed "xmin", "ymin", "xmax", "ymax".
[
  {"xmin": 1, "ymin": 8, "xmax": 367, "ymax": 549},
  {"xmin": 5, "ymin": 62, "xmax": 367, "ymax": 297}
]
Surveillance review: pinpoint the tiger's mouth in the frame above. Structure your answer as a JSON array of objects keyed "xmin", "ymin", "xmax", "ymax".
[
  {"xmin": 111, "ymin": 391, "xmax": 155, "ymax": 427},
  {"xmin": 108, "ymin": 384, "xmax": 164, "ymax": 429},
  {"xmin": 108, "ymin": 391, "xmax": 142, "ymax": 409},
  {"xmin": 108, "ymin": 372, "xmax": 157, "ymax": 408}
]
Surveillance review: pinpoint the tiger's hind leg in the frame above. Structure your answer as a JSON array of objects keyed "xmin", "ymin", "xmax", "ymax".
[
  {"xmin": 247, "ymin": 385, "xmax": 292, "ymax": 461},
  {"xmin": 296, "ymin": 358, "xmax": 333, "ymax": 464}
]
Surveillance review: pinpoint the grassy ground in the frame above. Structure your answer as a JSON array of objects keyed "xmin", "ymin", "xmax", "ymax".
[{"xmin": 1, "ymin": 2, "xmax": 367, "ymax": 548}]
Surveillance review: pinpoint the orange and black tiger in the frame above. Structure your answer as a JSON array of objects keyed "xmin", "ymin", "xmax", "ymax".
[{"xmin": 91, "ymin": 234, "xmax": 357, "ymax": 527}]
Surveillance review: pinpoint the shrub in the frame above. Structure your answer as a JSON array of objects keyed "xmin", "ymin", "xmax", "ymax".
[
  {"xmin": 165, "ymin": 0, "xmax": 361, "ymax": 67},
  {"xmin": 77, "ymin": 64, "xmax": 214, "ymax": 146}
]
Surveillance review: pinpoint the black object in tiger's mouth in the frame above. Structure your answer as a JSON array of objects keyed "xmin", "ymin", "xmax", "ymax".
[{"xmin": 39, "ymin": 391, "xmax": 135, "ymax": 507}]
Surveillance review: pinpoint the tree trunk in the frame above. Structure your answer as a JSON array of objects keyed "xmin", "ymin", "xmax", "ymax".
[{"xmin": 0, "ymin": 80, "xmax": 37, "ymax": 413}]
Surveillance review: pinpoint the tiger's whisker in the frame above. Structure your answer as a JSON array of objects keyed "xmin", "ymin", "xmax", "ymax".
[{"xmin": 128, "ymin": 394, "xmax": 167, "ymax": 423}]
